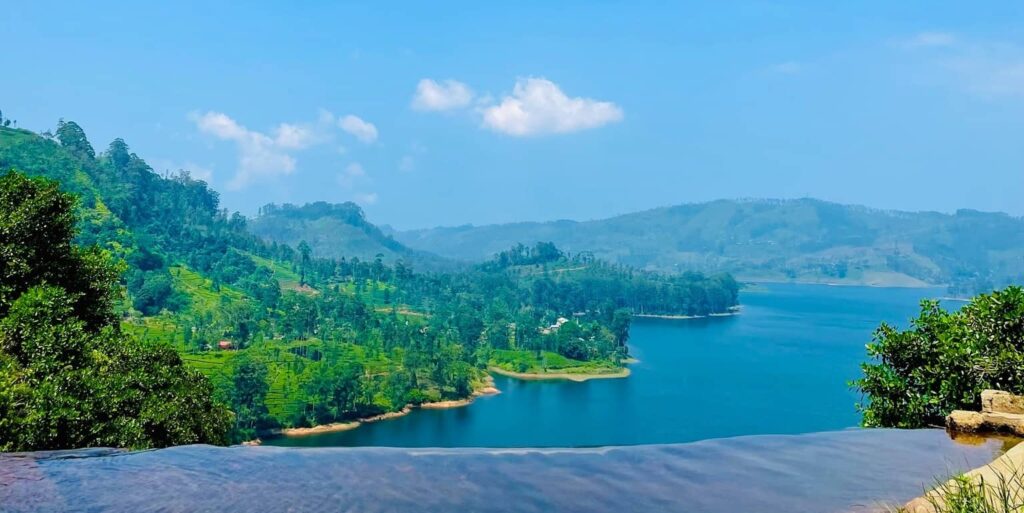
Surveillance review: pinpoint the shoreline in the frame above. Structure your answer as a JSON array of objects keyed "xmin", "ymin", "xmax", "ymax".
[
  {"xmin": 273, "ymin": 375, "xmax": 501, "ymax": 439},
  {"xmin": 264, "ymin": 353, "xmax": 639, "ymax": 441},
  {"xmin": 740, "ymin": 278, "xmax": 938, "ymax": 289},
  {"xmin": 634, "ymin": 311, "xmax": 740, "ymax": 321},
  {"xmin": 487, "ymin": 365, "xmax": 630, "ymax": 382}
]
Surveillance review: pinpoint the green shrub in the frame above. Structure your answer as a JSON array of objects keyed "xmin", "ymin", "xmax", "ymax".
[{"xmin": 854, "ymin": 286, "xmax": 1024, "ymax": 428}]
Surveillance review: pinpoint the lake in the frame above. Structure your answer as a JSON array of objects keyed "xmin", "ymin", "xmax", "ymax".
[{"xmin": 269, "ymin": 283, "xmax": 946, "ymax": 447}]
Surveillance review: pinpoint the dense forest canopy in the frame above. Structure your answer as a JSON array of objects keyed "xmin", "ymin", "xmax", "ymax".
[
  {"xmin": 0, "ymin": 121, "xmax": 739, "ymax": 446},
  {"xmin": 0, "ymin": 171, "xmax": 231, "ymax": 451},
  {"xmin": 393, "ymin": 199, "xmax": 1024, "ymax": 294}
]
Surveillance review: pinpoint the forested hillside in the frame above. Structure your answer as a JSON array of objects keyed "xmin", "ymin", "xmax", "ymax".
[
  {"xmin": 394, "ymin": 199, "xmax": 1024, "ymax": 292},
  {"xmin": 0, "ymin": 121, "xmax": 738, "ymax": 444},
  {"xmin": 250, "ymin": 202, "xmax": 455, "ymax": 271}
]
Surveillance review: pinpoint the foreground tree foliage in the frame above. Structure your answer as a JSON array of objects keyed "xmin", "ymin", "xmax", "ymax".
[
  {"xmin": 854, "ymin": 286, "xmax": 1024, "ymax": 428},
  {"xmin": 0, "ymin": 171, "xmax": 232, "ymax": 451}
]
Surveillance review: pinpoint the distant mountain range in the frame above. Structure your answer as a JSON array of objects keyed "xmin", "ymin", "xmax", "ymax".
[
  {"xmin": 389, "ymin": 199, "xmax": 1024, "ymax": 291},
  {"xmin": 246, "ymin": 198, "xmax": 1023, "ymax": 292}
]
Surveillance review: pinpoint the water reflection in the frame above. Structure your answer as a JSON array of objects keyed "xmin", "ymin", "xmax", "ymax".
[{"xmin": 0, "ymin": 429, "xmax": 1007, "ymax": 513}]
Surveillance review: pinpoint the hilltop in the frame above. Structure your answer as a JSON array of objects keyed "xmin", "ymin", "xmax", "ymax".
[{"xmin": 250, "ymin": 201, "xmax": 455, "ymax": 271}]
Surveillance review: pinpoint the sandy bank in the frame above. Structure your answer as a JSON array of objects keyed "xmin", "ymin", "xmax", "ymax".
[
  {"xmin": 420, "ymin": 375, "xmax": 501, "ymax": 409},
  {"xmin": 278, "ymin": 407, "xmax": 413, "ymax": 437},
  {"xmin": 488, "ymin": 365, "xmax": 630, "ymax": 382}
]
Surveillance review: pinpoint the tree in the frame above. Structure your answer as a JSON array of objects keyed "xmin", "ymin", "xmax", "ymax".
[
  {"xmin": 106, "ymin": 138, "xmax": 131, "ymax": 170},
  {"xmin": 0, "ymin": 171, "xmax": 232, "ymax": 451},
  {"xmin": 0, "ymin": 171, "xmax": 120, "ymax": 328},
  {"xmin": 55, "ymin": 120, "xmax": 96, "ymax": 160},
  {"xmin": 231, "ymin": 356, "xmax": 270, "ymax": 437},
  {"xmin": 610, "ymin": 308, "xmax": 632, "ymax": 347},
  {"xmin": 298, "ymin": 240, "xmax": 311, "ymax": 286},
  {"xmin": 853, "ymin": 286, "xmax": 1024, "ymax": 428}
]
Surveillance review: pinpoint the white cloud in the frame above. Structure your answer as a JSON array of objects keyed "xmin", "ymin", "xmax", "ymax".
[
  {"xmin": 480, "ymin": 78, "xmax": 623, "ymax": 136},
  {"xmin": 339, "ymin": 115, "xmax": 378, "ymax": 143},
  {"xmin": 193, "ymin": 111, "xmax": 248, "ymax": 140},
  {"xmin": 354, "ymin": 192, "xmax": 379, "ymax": 205},
  {"xmin": 273, "ymin": 123, "xmax": 316, "ymax": 149},
  {"xmin": 902, "ymin": 32, "xmax": 957, "ymax": 49},
  {"xmin": 337, "ymin": 162, "xmax": 367, "ymax": 189},
  {"xmin": 191, "ymin": 111, "xmax": 298, "ymax": 189},
  {"xmin": 412, "ymin": 79, "xmax": 475, "ymax": 111}
]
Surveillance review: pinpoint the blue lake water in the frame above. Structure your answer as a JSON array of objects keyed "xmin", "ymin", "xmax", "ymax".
[{"xmin": 270, "ymin": 283, "xmax": 946, "ymax": 447}]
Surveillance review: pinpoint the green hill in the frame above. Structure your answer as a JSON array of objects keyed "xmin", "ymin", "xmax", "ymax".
[
  {"xmin": 394, "ymin": 199, "xmax": 1024, "ymax": 292},
  {"xmin": 250, "ymin": 202, "xmax": 454, "ymax": 271},
  {"xmin": 0, "ymin": 121, "xmax": 739, "ymax": 443}
]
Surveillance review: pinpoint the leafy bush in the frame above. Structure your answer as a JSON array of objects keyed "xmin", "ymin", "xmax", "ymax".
[{"xmin": 854, "ymin": 286, "xmax": 1024, "ymax": 428}]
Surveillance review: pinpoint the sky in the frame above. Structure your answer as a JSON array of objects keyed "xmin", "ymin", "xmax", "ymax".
[{"xmin": 3, "ymin": 1, "xmax": 1024, "ymax": 228}]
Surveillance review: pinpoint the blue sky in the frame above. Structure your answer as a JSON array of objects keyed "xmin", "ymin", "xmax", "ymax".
[{"xmin": 3, "ymin": 1, "xmax": 1023, "ymax": 228}]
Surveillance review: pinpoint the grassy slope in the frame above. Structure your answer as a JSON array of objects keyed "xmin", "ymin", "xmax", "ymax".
[
  {"xmin": 122, "ymin": 263, "xmax": 416, "ymax": 424},
  {"xmin": 489, "ymin": 349, "xmax": 622, "ymax": 375}
]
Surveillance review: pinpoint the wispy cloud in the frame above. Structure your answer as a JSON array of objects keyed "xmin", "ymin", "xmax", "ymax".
[
  {"xmin": 190, "ymin": 110, "xmax": 381, "ymax": 189},
  {"xmin": 398, "ymin": 155, "xmax": 415, "ymax": 173},
  {"xmin": 354, "ymin": 192, "xmax": 379, "ymax": 205},
  {"xmin": 899, "ymin": 32, "xmax": 1024, "ymax": 98},
  {"xmin": 412, "ymin": 79, "xmax": 475, "ymax": 111},
  {"xmin": 190, "ymin": 111, "xmax": 299, "ymax": 190},
  {"xmin": 339, "ymin": 114, "xmax": 378, "ymax": 143},
  {"xmin": 771, "ymin": 61, "xmax": 802, "ymax": 74},
  {"xmin": 900, "ymin": 31, "xmax": 957, "ymax": 49},
  {"xmin": 480, "ymin": 78, "xmax": 623, "ymax": 136},
  {"xmin": 338, "ymin": 163, "xmax": 377, "ymax": 205},
  {"xmin": 337, "ymin": 162, "xmax": 367, "ymax": 189}
]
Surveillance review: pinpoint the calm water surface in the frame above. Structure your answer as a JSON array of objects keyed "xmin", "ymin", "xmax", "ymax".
[
  {"xmin": 271, "ymin": 283, "xmax": 945, "ymax": 447},
  {"xmin": 0, "ymin": 430, "xmax": 1008, "ymax": 513}
]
